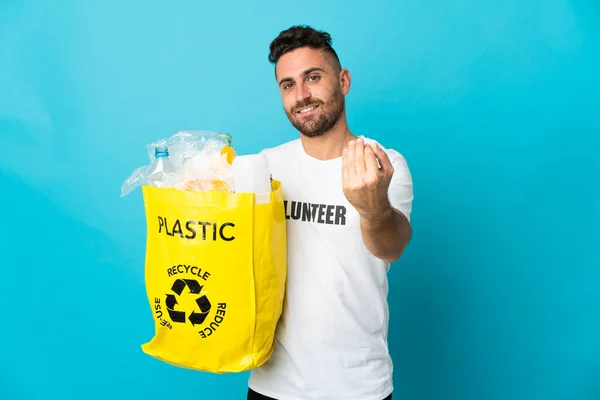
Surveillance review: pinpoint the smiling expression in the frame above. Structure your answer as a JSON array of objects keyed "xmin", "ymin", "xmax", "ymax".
[{"xmin": 276, "ymin": 47, "xmax": 349, "ymax": 138}]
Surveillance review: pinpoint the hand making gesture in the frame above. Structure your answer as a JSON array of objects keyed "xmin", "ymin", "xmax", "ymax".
[{"xmin": 342, "ymin": 138, "xmax": 395, "ymax": 221}]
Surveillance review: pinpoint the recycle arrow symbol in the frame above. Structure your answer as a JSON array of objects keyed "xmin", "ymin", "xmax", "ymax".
[
  {"xmin": 171, "ymin": 279, "xmax": 186, "ymax": 296},
  {"xmin": 171, "ymin": 279, "xmax": 202, "ymax": 295},
  {"xmin": 183, "ymin": 279, "xmax": 202, "ymax": 294},
  {"xmin": 189, "ymin": 311, "xmax": 209, "ymax": 326},
  {"xmin": 165, "ymin": 294, "xmax": 185, "ymax": 323},
  {"xmin": 168, "ymin": 309, "xmax": 185, "ymax": 323},
  {"xmin": 166, "ymin": 278, "xmax": 211, "ymax": 325},
  {"xmin": 196, "ymin": 295, "xmax": 211, "ymax": 313},
  {"xmin": 165, "ymin": 294, "xmax": 178, "ymax": 309},
  {"xmin": 189, "ymin": 295, "xmax": 212, "ymax": 326}
]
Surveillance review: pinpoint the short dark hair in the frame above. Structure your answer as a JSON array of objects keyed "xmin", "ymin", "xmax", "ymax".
[{"xmin": 268, "ymin": 25, "xmax": 341, "ymax": 68}]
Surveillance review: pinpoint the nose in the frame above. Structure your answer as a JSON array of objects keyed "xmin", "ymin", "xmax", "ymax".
[{"xmin": 295, "ymin": 82, "xmax": 311, "ymax": 103}]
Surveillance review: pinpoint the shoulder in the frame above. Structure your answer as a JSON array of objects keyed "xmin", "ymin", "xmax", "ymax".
[
  {"xmin": 260, "ymin": 139, "xmax": 301, "ymax": 156},
  {"xmin": 260, "ymin": 139, "xmax": 301, "ymax": 161},
  {"xmin": 258, "ymin": 139, "xmax": 302, "ymax": 178}
]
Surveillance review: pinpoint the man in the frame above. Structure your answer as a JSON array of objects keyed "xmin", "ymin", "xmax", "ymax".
[{"xmin": 247, "ymin": 25, "xmax": 414, "ymax": 400}]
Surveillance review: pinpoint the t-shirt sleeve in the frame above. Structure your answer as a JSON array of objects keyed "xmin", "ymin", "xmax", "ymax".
[{"xmin": 385, "ymin": 149, "xmax": 414, "ymax": 223}]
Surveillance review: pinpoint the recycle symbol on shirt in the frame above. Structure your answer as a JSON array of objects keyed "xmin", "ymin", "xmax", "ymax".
[{"xmin": 165, "ymin": 279, "xmax": 212, "ymax": 326}]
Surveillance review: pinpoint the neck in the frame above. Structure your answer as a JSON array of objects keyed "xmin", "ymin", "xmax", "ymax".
[{"xmin": 300, "ymin": 114, "xmax": 357, "ymax": 160}]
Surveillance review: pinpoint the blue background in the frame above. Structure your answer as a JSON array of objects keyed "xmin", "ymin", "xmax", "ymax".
[{"xmin": 1, "ymin": 0, "xmax": 599, "ymax": 399}]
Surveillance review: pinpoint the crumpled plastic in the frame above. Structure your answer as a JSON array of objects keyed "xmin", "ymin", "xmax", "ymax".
[{"xmin": 121, "ymin": 130, "xmax": 235, "ymax": 197}]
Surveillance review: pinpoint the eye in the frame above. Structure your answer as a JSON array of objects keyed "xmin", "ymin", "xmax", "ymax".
[
  {"xmin": 282, "ymin": 82, "xmax": 295, "ymax": 90},
  {"xmin": 307, "ymin": 75, "xmax": 321, "ymax": 83}
]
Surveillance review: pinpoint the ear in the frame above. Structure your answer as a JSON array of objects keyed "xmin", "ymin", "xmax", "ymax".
[{"xmin": 339, "ymin": 68, "xmax": 351, "ymax": 95}]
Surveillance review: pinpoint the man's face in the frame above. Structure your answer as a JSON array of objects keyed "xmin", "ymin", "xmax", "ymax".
[{"xmin": 275, "ymin": 47, "xmax": 348, "ymax": 138}]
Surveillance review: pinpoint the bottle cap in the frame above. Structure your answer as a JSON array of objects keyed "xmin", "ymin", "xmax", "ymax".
[
  {"xmin": 155, "ymin": 145, "xmax": 169, "ymax": 157},
  {"xmin": 216, "ymin": 133, "xmax": 232, "ymax": 145}
]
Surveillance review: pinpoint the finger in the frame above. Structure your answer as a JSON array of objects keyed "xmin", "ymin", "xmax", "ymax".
[
  {"xmin": 342, "ymin": 147, "xmax": 350, "ymax": 182},
  {"xmin": 372, "ymin": 143, "xmax": 394, "ymax": 175},
  {"xmin": 355, "ymin": 138, "xmax": 366, "ymax": 175},
  {"xmin": 365, "ymin": 145, "xmax": 380, "ymax": 175},
  {"xmin": 346, "ymin": 140, "xmax": 357, "ymax": 176}
]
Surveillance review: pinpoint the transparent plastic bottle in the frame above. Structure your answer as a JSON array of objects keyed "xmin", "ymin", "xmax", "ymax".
[{"xmin": 147, "ymin": 144, "xmax": 176, "ymax": 188}]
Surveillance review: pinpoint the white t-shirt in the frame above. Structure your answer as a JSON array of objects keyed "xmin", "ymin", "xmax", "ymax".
[{"xmin": 248, "ymin": 137, "xmax": 414, "ymax": 400}]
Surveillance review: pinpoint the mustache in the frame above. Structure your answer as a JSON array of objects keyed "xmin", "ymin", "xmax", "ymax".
[{"xmin": 292, "ymin": 99, "xmax": 324, "ymax": 113}]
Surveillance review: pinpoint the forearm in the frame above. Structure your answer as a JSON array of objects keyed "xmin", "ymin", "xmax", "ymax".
[{"xmin": 360, "ymin": 203, "xmax": 412, "ymax": 264}]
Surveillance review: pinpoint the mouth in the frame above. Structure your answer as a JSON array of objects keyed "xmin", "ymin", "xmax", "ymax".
[{"xmin": 296, "ymin": 104, "xmax": 319, "ymax": 115}]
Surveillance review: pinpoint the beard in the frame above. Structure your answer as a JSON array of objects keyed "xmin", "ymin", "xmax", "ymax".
[{"xmin": 285, "ymin": 86, "xmax": 345, "ymax": 138}]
